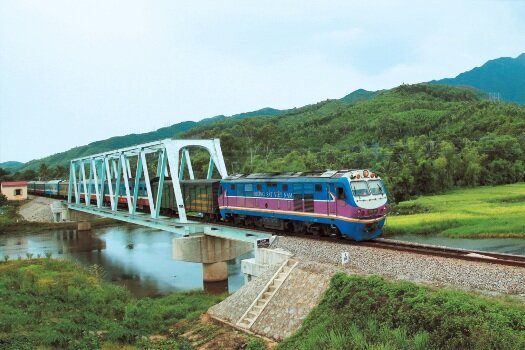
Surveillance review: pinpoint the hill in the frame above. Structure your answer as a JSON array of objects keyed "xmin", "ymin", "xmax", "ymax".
[
  {"xmin": 340, "ymin": 88, "xmax": 382, "ymax": 103},
  {"xmin": 0, "ymin": 161, "xmax": 23, "ymax": 169},
  {"xmin": 431, "ymin": 53, "xmax": 525, "ymax": 104},
  {"xmin": 184, "ymin": 84, "xmax": 525, "ymax": 201}
]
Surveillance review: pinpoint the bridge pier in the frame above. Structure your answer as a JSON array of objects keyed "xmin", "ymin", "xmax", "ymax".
[
  {"xmin": 172, "ymin": 235, "xmax": 252, "ymax": 290},
  {"xmin": 203, "ymin": 261, "xmax": 228, "ymax": 282}
]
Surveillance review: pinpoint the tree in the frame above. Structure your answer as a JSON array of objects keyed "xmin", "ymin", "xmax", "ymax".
[
  {"xmin": 0, "ymin": 193, "xmax": 7, "ymax": 206},
  {"xmin": 0, "ymin": 168, "xmax": 10, "ymax": 181},
  {"xmin": 38, "ymin": 163, "xmax": 50, "ymax": 180}
]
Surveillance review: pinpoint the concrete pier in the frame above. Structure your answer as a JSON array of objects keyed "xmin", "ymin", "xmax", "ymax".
[
  {"xmin": 172, "ymin": 235, "xmax": 252, "ymax": 284},
  {"xmin": 203, "ymin": 261, "xmax": 228, "ymax": 282}
]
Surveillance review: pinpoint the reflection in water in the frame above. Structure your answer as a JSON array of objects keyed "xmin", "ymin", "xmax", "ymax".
[
  {"xmin": 204, "ymin": 280, "xmax": 229, "ymax": 294},
  {"xmin": 0, "ymin": 225, "xmax": 253, "ymax": 297},
  {"xmin": 55, "ymin": 230, "xmax": 106, "ymax": 254}
]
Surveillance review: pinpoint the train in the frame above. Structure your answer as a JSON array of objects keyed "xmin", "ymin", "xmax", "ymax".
[{"xmin": 28, "ymin": 169, "xmax": 389, "ymax": 241}]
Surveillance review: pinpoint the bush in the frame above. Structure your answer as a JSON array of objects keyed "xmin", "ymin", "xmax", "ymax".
[
  {"xmin": 0, "ymin": 260, "xmax": 224, "ymax": 349},
  {"xmin": 278, "ymin": 273, "xmax": 525, "ymax": 350},
  {"xmin": 0, "ymin": 193, "xmax": 7, "ymax": 206}
]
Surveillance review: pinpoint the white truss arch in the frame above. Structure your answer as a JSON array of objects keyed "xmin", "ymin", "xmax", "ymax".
[{"xmin": 68, "ymin": 138, "xmax": 227, "ymax": 223}]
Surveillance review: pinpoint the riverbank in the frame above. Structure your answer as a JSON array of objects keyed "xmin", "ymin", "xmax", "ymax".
[
  {"xmin": 0, "ymin": 259, "xmax": 267, "ymax": 350},
  {"xmin": 0, "ymin": 197, "xmax": 117, "ymax": 234},
  {"xmin": 384, "ymin": 182, "xmax": 525, "ymax": 238}
]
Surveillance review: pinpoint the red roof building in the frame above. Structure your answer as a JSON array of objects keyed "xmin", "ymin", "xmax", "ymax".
[
  {"xmin": 1, "ymin": 181, "xmax": 28, "ymax": 187},
  {"xmin": 1, "ymin": 181, "xmax": 28, "ymax": 201}
]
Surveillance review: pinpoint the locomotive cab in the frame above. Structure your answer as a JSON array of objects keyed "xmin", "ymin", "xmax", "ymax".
[{"xmin": 344, "ymin": 169, "xmax": 389, "ymax": 223}]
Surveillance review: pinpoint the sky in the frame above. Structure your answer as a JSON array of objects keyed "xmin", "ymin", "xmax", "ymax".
[{"xmin": 1, "ymin": 1, "xmax": 524, "ymax": 163}]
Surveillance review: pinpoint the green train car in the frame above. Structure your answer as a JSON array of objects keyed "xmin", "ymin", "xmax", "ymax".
[{"xmin": 151, "ymin": 179, "xmax": 220, "ymax": 218}]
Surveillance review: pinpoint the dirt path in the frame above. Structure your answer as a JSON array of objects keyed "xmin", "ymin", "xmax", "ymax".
[{"xmin": 18, "ymin": 196, "xmax": 56, "ymax": 222}]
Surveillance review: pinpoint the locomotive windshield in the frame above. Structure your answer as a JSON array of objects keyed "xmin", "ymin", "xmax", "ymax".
[
  {"xmin": 351, "ymin": 181, "xmax": 370, "ymax": 196},
  {"xmin": 368, "ymin": 180, "xmax": 385, "ymax": 195}
]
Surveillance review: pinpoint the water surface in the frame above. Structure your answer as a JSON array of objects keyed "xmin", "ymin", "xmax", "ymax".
[{"xmin": 0, "ymin": 225, "xmax": 252, "ymax": 297}]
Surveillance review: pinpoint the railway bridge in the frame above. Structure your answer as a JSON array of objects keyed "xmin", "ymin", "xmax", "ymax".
[{"xmin": 67, "ymin": 138, "xmax": 274, "ymax": 284}]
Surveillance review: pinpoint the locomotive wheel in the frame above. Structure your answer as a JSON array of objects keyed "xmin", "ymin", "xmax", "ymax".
[
  {"xmin": 293, "ymin": 222, "xmax": 308, "ymax": 235},
  {"xmin": 317, "ymin": 224, "xmax": 329, "ymax": 237}
]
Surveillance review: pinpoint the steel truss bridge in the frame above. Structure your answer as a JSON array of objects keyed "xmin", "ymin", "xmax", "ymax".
[{"xmin": 67, "ymin": 138, "xmax": 271, "ymax": 243}]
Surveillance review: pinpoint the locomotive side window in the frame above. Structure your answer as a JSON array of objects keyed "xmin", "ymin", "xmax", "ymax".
[
  {"xmin": 336, "ymin": 187, "xmax": 345, "ymax": 199},
  {"xmin": 245, "ymin": 183, "xmax": 253, "ymax": 198},
  {"xmin": 256, "ymin": 184, "xmax": 262, "ymax": 191},
  {"xmin": 231, "ymin": 184, "xmax": 236, "ymax": 190},
  {"xmin": 315, "ymin": 184, "xmax": 322, "ymax": 192},
  {"xmin": 282, "ymin": 184, "xmax": 288, "ymax": 191}
]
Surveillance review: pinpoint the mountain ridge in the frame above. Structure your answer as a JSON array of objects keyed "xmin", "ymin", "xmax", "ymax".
[
  {"xmin": 7, "ymin": 53, "xmax": 525, "ymax": 174},
  {"xmin": 430, "ymin": 53, "xmax": 525, "ymax": 104}
]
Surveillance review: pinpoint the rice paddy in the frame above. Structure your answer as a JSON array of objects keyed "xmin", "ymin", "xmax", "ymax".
[{"xmin": 384, "ymin": 183, "xmax": 525, "ymax": 238}]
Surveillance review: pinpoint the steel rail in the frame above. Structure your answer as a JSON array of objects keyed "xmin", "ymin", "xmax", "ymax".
[
  {"xmin": 197, "ymin": 219, "xmax": 525, "ymax": 268},
  {"xmin": 360, "ymin": 238, "xmax": 525, "ymax": 268}
]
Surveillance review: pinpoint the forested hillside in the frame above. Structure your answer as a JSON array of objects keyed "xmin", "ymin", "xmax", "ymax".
[
  {"xmin": 184, "ymin": 84, "xmax": 525, "ymax": 202},
  {"xmin": 5, "ymin": 84, "xmax": 524, "ymax": 203}
]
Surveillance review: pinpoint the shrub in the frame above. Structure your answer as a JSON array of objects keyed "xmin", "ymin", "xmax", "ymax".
[
  {"xmin": 0, "ymin": 193, "xmax": 7, "ymax": 206},
  {"xmin": 278, "ymin": 273, "xmax": 525, "ymax": 350}
]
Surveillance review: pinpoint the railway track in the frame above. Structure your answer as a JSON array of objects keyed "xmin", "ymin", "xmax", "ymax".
[
  {"xmin": 359, "ymin": 238, "xmax": 525, "ymax": 268},
  {"xmin": 211, "ymin": 220, "xmax": 525, "ymax": 268}
]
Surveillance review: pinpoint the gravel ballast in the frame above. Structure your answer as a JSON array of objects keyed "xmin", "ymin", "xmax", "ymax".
[{"xmin": 273, "ymin": 236, "xmax": 525, "ymax": 295}]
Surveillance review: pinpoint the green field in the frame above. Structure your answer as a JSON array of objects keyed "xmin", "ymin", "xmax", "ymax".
[{"xmin": 384, "ymin": 183, "xmax": 525, "ymax": 238}]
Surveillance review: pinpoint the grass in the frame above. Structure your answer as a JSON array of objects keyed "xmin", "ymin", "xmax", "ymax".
[
  {"xmin": 384, "ymin": 182, "xmax": 525, "ymax": 238},
  {"xmin": 277, "ymin": 273, "xmax": 525, "ymax": 350},
  {"xmin": 0, "ymin": 201, "xmax": 25, "ymax": 226},
  {"xmin": 0, "ymin": 259, "xmax": 229, "ymax": 349}
]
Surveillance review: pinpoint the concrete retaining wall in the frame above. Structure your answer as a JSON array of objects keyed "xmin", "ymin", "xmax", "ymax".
[{"xmin": 209, "ymin": 260, "xmax": 341, "ymax": 341}]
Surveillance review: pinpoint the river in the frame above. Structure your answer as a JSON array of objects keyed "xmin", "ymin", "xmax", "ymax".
[{"xmin": 0, "ymin": 225, "xmax": 252, "ymax": 297}]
